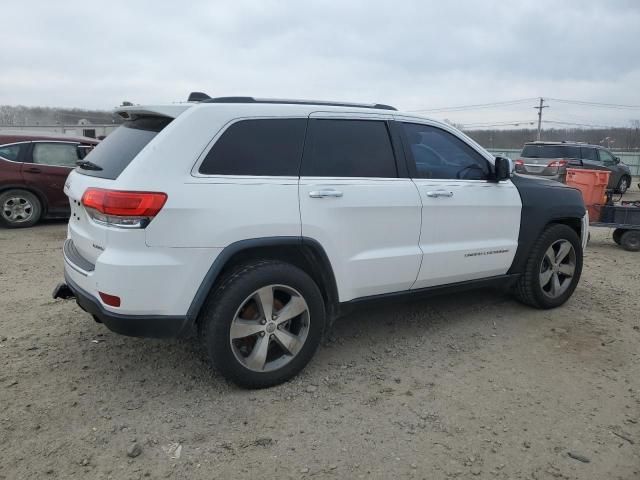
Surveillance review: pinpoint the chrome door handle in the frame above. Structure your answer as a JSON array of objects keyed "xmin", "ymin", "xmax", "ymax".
[
  {"xmin": 426, "ymin": 189, "xmax": 454, "ymax": 198},
  {"xmin": 309, "ymin": 189, "xmax": 343, "ymax": 198}
]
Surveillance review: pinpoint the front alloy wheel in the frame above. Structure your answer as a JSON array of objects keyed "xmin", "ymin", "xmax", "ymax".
[
  {"xmin": 539, "ymin": 240, "xmax": 576, "ymax": 299},
  {"xmin": 514, "ymin": 224, "xmax": 583, "ymax": 309}
]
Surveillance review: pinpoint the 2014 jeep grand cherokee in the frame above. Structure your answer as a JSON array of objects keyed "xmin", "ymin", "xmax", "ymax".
[{"xmin": 54, "ymin": 94, "xmax": 588, "ymax": 388}]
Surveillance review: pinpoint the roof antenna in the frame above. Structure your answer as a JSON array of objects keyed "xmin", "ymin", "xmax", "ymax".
[{"xmin": 188, "ymin": 92, "xmax": 212, "ymax": 102}]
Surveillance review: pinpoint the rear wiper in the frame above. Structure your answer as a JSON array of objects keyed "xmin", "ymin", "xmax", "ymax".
[{"xmin": 76, "ymin": 160, "xmax": 103, "ymax": 171}]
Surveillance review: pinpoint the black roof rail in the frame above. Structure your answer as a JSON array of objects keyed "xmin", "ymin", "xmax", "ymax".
[{"xmin": 187, "ymin": 93, "xmax": 397, "ymax": 111}]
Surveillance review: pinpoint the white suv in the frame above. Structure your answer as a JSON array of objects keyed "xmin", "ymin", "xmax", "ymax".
[{"xmin": 54, "ymin": 94, "xmax": 588, "ymax": 388}]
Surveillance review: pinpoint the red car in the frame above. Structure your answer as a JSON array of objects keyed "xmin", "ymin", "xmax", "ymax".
[{"xmin": 0, "ymin": 132, "xmax": 99, "ymax": 228}]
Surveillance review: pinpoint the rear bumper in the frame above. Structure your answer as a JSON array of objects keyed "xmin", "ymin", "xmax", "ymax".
[{"xmin": 62, "ymin": 273, "xmax": 192, "ymax": 338}]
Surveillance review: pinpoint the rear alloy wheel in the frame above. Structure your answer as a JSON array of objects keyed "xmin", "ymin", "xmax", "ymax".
[
  {"xmin": 620, "ymin": 230, "xmax": 640, "ymax": 252},
  {"xmin": 514, "ymin": 224, "xmax": 583, "ymax": 309},
  {"xmin": 617, "ymin": 176, "xmax": 630, "ymax": 194},
  {"xmin": 200, "ymin": 261, "xmax": 325, "ymax": 388},
  {"xmin": 0, "ymin": 189, "xmax": 42, "ymax": 228}
]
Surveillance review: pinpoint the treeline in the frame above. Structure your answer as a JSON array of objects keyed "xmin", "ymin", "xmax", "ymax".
[
  {"xmin": 465, "ymin": 127, "xmax": 640, "ymax": 151},
  {"xmin": 0, "ymin": 105, "xmax": 123, "ymax": 126}
]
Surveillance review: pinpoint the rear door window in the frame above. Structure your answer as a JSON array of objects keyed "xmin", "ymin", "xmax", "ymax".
[
  {"xmin": 199, "ymin": 119, "xmax": 306, "ymax": 176},
  {"xmin": 78, "ymin": 116, "xmax": 172, "ymax": 179},
  {"xmin": 32, "ymin": 142, "xmax": 79, "ymax": 167},
  {"xmin": 301, "ymin": 119, "xmax": 397, "ymax": 177},
  {"xmin": 0, "ymin": 144, "xmax": 21, "ymax": 161}
]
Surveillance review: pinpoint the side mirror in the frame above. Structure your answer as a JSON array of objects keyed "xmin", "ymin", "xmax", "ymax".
[
  {"xmin": 494, "ymin": 156, "xmax": 512, "ymax": 181},
  {"xmin": 614, "ymin": 156, "xmax": 621, "ymax": 164}
]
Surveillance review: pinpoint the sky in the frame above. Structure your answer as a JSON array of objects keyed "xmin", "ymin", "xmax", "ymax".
[{"xmin": 1, "ymin": 0, "xmax": 640, "ymax": 128}]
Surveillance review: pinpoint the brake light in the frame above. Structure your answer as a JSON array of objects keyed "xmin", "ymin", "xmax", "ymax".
[
  {"xmin": 547, "ymin": 159, "xmax": 569, "ymax": 168},
  {"xmin": 515, "ymin": 159, "xmax": 524, "ymax": 166},
  {"xmin": 81, "ymin": 188, "xmax": 167, "ymax": 228}
]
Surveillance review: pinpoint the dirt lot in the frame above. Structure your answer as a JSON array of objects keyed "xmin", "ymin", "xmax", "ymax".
[{"xmin": 1, "ymin": 189, "xmax": 639, "ymax": 480}]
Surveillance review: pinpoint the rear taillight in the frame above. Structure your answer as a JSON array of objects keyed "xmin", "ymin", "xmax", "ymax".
[
  {"xmin": 81, "ymin": 188, "xmax": 167, "ymax": 228},
  {"xmin": 515, "ymin": 159, "xmax": 524, "ymax": 166},
  {"xmin": 547, "ymin": 159, "xmax": 569, "ymax": 168}
]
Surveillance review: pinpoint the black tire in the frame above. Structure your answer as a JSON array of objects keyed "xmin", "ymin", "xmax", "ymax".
[
  {"xmin": 612, "ymin": 228, "xmax": 626, "ymax": 245},
  {"xmin": 199, "ymin": 261, "xmax": 326, "ymax": 389},
  {"xmin": 514, "ymin": 224, "xmax": 583, "ymax": 309},
  {"xmin": 616, "ymin": 175, "xmax": 630, "ymax": 195},
  {"xmin": 0, "ymin": 189, "xmax": 42, "ymax": 228},
  {"xmin": 620, "ymin": 230, "xmax": 640, "ymax": 252}
]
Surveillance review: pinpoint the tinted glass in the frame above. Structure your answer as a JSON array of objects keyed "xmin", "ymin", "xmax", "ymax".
[
  {"xmin": 79, "ymin": 116, "xmax": 172, "ymax": 179},
  {"xmin": 598, "ymin": 149, "xmax": 615, "ymax": 164},
  {"xmin": 521, "ymin": 144, "xmax": 580, "ymax": 158},
  {"xmin": 0, "ymin": 144, "xmax": 20, "ymax": 161},
  {"xmin": 581, "ymin": 147, "xmax": 598, "ymax": 161},
  {"xmin": 200, "ymin": 119, "xmax": 306, "ymax": 176},
  {"xmin": 402, "ymin": 123, "xmax": 489, "ymax": 180},
  {"xmin": 302, "ymin": 119, "xmax": 396, "ymax": 177},
  {"xmin": 33, "ymin": 143, "xmax": 79, "ymax": 167}
]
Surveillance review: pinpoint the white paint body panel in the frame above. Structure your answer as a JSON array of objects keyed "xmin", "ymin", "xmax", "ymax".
[
  {"xmin": 299, "ymin": 177, "xmax": 422, "ymax": 301},
  {"xmin": 411, "ymin": 179, "xmax": 521, "ymax": 288}
]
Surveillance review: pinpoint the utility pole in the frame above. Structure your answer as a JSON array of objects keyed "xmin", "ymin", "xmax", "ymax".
[{"xmin": 534, "ymin": 97, "xmax": 548, "ymax": 141}]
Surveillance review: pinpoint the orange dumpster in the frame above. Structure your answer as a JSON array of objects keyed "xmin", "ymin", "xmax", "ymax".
[{"xmin": 565, "ymin": 168, "xmax": 610, "ymax": 221}]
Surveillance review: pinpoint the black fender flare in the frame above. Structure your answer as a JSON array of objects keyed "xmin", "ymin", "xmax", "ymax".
[{"xmin": 185, "ymin": 236, "xmax": 340, "ymax": 325}]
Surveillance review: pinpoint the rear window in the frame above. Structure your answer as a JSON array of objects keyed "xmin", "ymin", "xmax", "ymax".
[
  {"xmin": 521, "ymin": 144, "xmax": 580, "ymax": 159},
  {"xmin": 78, "ymin": 116, "xmax": 172, "ymax": 179}
]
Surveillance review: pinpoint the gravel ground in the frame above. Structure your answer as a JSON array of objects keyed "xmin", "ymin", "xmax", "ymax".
[{"xmin": 1, "ymin": 188, "xmax": 639, "ymax": 480}]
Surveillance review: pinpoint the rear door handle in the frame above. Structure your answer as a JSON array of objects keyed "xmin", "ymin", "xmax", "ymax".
[
  {"xmin": 426, "ymin": 189, "xmax": 454, "ymax": 198},
  {"xmin": 309, "ymin": 189, "xmax": 343, "ymax": 198},
  {"xmin": 24, "ymin": 167, "xmax": 42, "ymax": 174}
]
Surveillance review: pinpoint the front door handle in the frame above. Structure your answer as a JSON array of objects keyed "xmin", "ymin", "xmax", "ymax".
[
  {"xmin": 426, "ymin": 189, "xmax": 454, "ymax": 198},
  {"xmin": 309, "ymin": 189, "xmax": 343, "ymax": 198},
  {"xmin": 24, "ymin": 167, "xmax": 42, "ymax": 174}
]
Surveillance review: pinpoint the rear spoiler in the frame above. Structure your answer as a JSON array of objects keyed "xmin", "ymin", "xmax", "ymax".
[{"xmin": 114, "ymin": 104, "xmax": 192, "ymax": 120}]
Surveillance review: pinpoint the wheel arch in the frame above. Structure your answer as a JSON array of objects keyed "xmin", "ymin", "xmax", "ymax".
[{"xmin": 187, "ymin": 237, "xmax": 340, "ymax": 327}]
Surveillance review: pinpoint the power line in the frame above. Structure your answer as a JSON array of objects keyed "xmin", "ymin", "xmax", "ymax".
[
  {"xmin": 546, "ymin": 98, "xmax": 640, "ymax": 109},
  {"xmin": 544, "ymin": 119, "xmax": 618, "ymax": 129},
  {"xmin": 406, "ymin": 97, "xmax": 537, "ymax": 113},
  {"xmin": 461, "ymin": 119, "xmax": 536, "ymax": 129}
]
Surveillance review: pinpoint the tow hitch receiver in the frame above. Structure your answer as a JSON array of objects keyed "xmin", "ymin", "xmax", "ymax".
[{"xmin": 52, "ymin": 283, "xmax": 75, "ymax": 300}]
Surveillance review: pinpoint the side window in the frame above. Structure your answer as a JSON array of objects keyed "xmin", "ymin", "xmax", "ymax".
[
  {"xmin": 199, "ymin": 119, "xmax": 306, "ymax": 176},
  {"xmin": 581, "ymin": 147, "xmax": 598, "ymax": 161},
  {"xmin": 402, "ymin": 123, "xmax": 490, "ymax": 180},
  {"xmin": 598, "ymin": 149, "xmax": 615, "ymax": 165},
  {"xmin": 32, "ymin": 143, "xmax": 79, "ymax": 167},
  {"xmin": 0, "ymin": 144, "xmax": 21, "ymax": 161},
  {"xmin": 301, "ymin": 119, "xmax": 397, "ymax": 177}
]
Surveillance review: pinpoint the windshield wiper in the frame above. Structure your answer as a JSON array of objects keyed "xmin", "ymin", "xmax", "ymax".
[{"xmin": 76, "ymin": 160, "xmax": 103, "ymax": 171}]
